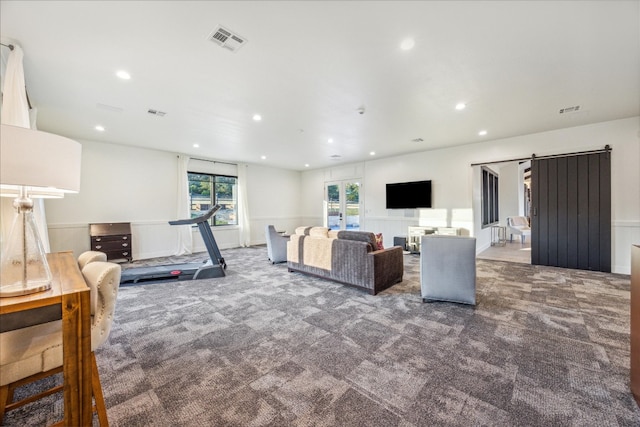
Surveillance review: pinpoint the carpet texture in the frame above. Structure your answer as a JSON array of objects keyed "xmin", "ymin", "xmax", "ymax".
[{"xmin": 3, "ymin": 246, "xmax": 639, "ymax": 426}]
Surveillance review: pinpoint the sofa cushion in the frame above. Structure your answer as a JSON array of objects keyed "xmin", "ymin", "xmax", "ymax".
[
  {"xmin": 295, "ymin": 226, "xmax": 312, "ymax": 235},
  {"xmin": 309, "ymin": 227, "xmax": 329, "ymax": 238},
  {"xmin": 336, "ymin": 230, "xmax": 377, "ymax": 251}
]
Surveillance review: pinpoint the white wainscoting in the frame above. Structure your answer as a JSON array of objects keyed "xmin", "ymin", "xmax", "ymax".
[
  {"xmin": 49, "ymin": 220, "xmax": 242, "ymax": 261},
  {"xmin": 613, "ymin": 221, "xmax": 640, "ymax": 275}
]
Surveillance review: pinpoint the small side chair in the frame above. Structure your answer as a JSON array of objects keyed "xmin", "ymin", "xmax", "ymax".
[
  {"xmin": 265, "ymin": 225, "xmax": 290, "ymax": 264},
  {"xmin": 420, "ymin": 235, "xmax": 477, "ymax": 305}
]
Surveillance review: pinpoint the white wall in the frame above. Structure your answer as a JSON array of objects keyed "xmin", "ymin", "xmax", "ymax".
[
  {"xmin": 46, "ymin": 117, "xmax": 639, "ymax": 273},
  {"xmin": 498, "ymin": 162, "xmax": 521, "ymax": 224},
  {"xmin": 46, "ymin": 140, "xmax": 303, "ymax": 259},
  {"xmin": 301, "ymin": 117, "xmax": 640, "ymax": 274}
]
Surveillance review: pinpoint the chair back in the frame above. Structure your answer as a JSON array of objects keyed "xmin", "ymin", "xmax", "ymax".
[
  {"xmin": 78, "ymin": 251, "xmax": 108, "ymax": 270},
  {"xmin": 81, "ymin": 261, "xmax": 121, "ymax": 350},
  {"xmin": 265, "ymin": 225, "xmax": 277, "ymax": 260},
  {"xmin": 420, "ymin": 235, "xmax": 477, "ymax": 305}
]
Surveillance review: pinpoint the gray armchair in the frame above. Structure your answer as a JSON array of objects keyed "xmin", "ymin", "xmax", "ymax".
[
  {"xmin": 420, "ymin": 235, "xmax": 477, "ymax": 305},
  {"xmin": 265, "ymin": 225, "xmax": 290, "ymax": 264}
]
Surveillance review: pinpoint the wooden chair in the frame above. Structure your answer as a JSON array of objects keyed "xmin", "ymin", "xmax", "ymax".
[{"xmin": 0, "ymin": 261, "xmax": 121, "ymax": 426}]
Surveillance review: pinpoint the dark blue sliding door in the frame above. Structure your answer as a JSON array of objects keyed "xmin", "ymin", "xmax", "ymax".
[{"xmin": 531, "ymin": 151, "xmax": 611, "ymax": 272}]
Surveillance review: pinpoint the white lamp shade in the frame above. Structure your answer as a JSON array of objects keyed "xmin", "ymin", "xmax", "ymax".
[{"xmin": 0, "ymin": 124, "xmax": 82, "ymax": 195}]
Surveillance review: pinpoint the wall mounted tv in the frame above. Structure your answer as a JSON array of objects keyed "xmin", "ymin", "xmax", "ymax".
[{"xmin": 386, "ymin": 180, "xmax": 432, "ymax": 209}]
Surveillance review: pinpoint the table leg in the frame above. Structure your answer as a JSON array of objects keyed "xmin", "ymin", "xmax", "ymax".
[{"xmin": 62, "ymin": 288, "xmax": 92, "ymax": 426}]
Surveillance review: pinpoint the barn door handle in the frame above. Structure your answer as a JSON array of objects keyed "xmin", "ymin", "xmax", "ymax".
[{"xmin": 533, "ymin": 207, "xmax": 537, "ymax": 216}]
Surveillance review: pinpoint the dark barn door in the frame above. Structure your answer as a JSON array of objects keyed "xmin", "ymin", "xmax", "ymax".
[{"xmin": 531, "ymin": 149, "xmax": 611, "ymax": 272}]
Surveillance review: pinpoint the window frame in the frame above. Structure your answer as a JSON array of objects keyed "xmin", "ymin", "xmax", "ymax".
[
  {"xmin": 187, "ymin": 171, "xmax": 238, "ymax": 227},
  {"xmin": 481, "ymin": 166, "xmax": 499, "ymax": 228}
]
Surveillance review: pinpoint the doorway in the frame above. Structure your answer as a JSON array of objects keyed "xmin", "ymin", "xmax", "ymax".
[{"xmin": 325, "ymin": 180, "xmax": 362, "ymax": 231}]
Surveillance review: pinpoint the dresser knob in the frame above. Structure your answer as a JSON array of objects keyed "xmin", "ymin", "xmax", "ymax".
[
  {"xmin": 122, "ymin": 243, "xmax": 128, "ymax": 247},
  {"xmin": 122, "ymin": 252, "xmax": 129, "ymax": 256},
  {"xmin": 122, "ymin": 236, "xmax": 128, "ymax": 240},
  {"xmin": 95, "ymin": 238, "xmax": 102, "ymax": 242}
]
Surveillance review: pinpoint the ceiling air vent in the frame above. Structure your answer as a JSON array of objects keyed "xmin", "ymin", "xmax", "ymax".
[
  {"xmin": 329, "ymin": 154, "xmax": 342, "ymax": 160},
  {"xmin": 412, "ymin": 138, "xmax": 424, "ymax": 143},
  {"xmin": 559, "ymin": 105, "xmax": 580, "ymax": 114},
  {"xmin": 208, "ymin": 25, "xmax": 247, "ymax": 52},
  {"xmin": 147, "ymin": 109, "xmax": 166, "ymax": 117}
]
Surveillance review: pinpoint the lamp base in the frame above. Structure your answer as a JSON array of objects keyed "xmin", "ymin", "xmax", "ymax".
[
  {"xmin": 0, "ymin": 281, "xmax": 51, "ymax": 297},
  {"xmin": 0, "ymin": 195, "xmax": 53, "ymax": 298}
]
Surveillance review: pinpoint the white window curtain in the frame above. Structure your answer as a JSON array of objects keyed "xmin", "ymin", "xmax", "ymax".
[
  {"xmin": 237, "ymin": 163, "xmax": 251, "ymax": 247},
  {"xmin": 174, "ymin": 154, "xmax": 192, "ymax": 255},
  {"xmin": 0, "ymin": 44, "xmax": 50, "ymax": 252}
]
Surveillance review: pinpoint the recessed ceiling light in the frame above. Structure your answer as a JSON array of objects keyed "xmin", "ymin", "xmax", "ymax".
[
  {"xmin": 400, "ymin": 38, "xmax": 415, "ymax": 51},
  {"xmin": 455, "ymin": 102, "xmax": 466, "ymax": 111},
  {"xmin": 260, "ymin": 155, "xmax": 266, "ymax": 160},
  {"xmin": 116, "ymin": 70, "xmax": 131, "ymax": 80},
  {"xmin": 304, "ymin": 164, "xmax": 310, "ymax": 168},
  {"xmin": 369, "ymin": 151, "xmax": 376, "ymax": 156},
  {"xmin": 95, "ymin": 125, "xmax": 105, "ymax": 132},
  {"xmin": 328, "ymin": 138, "xmax": 333, "ymax": 144},
  {"xmin": 193, "ymin": 143, "xmax": 200, "ymax": 148},
  {"xmin": 478, "ymin": 130, "xmax": 488, "ymax": 136},
  {"xmin": 253, "ymin": 114, "xmax": 262, "ymax": 121}
]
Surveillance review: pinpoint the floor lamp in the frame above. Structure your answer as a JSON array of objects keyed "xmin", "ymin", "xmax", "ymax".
[{"xmin": 0, "ymin": 124, "xmax": 82, "ymax": 297}]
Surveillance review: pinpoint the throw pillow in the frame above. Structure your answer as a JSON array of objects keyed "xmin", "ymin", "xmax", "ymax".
[{"xmin": 375, "ymin": 233, "xmax": 384, "ymax": 250}]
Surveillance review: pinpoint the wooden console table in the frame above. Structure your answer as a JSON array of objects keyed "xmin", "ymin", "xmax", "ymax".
[{"xmin": 0, "ymin": 251, "xmax": 92, "ymax": 426}]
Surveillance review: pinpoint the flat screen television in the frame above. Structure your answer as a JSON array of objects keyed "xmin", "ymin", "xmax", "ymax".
[{"xmin": 386, "ymin": 180, "xmax": 432, "ymax": 209}]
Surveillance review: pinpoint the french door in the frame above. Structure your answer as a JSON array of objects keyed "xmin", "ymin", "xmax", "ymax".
[{"xmin": 325, "ymin": 180, "xmax": 362, "ymax": 231}]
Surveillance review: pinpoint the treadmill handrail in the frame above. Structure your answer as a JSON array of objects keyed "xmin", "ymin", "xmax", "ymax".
[{"xmin": 168, "ymin": 204, "xmax": 221, "ymax": 226}]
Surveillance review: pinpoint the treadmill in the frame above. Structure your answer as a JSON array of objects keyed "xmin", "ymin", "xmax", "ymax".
[{"xmin": 120, "ymin": 205, "xmax": 227, "ymax": 284}]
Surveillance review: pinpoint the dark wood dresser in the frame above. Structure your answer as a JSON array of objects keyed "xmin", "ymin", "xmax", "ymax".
[{"xmin": 89, "ymin": 222, "xmax": 133, "ymax": 262}]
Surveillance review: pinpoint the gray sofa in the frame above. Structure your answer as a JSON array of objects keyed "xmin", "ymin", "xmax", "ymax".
[{"xmin": 287, "ymin": 227, "xmax": 403, "ymax": 295}]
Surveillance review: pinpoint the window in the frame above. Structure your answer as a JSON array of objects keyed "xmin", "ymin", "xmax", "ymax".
[
  {"xmin": 481, "ymin": 167, "xmax": 499, "ymax": 227},
  {"xmin": 188, "ymin": 172, "xmax": 238, "ymax": 226}
]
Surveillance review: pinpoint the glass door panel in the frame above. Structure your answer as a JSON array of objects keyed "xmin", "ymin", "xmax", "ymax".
[
  {"xmin": 326, "ymin": 183, "xmax": 341, "ymax": 230},
  {"xmin": 345, "ymin": 182, "xmax": 360, "ymax": 230}
]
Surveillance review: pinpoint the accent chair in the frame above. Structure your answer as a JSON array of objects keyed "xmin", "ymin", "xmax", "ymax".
[
  {"xmin": 420, "ymin": 235, "xmax": 477, "ymax": 305},
  {"xmin": 265, "ymin": 225, "xmax": 290, "ymax": 264}
]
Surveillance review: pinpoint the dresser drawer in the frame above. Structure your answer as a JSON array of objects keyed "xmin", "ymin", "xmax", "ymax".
[
  {"xmin": 91, "ymin": 234, "xmax": 130, "ymax": 243},
  {"xmin": 102, "ymin": 250, "xmax": 132, "ymax": 262},
  {"xmin": 91, "ymin": 239, "xmax": 131, "ymax": 252}
]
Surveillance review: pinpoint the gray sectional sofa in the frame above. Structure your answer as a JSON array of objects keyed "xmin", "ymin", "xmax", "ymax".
[{"xmin": 286, "ymin": 226, "xmax": 403, "ymax": 295}]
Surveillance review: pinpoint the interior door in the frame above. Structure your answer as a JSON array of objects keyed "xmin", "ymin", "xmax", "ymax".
[
  {"xmin": 531, "ymin": 150, "xmax": 611, "ymax": 272},
  {"xmin": 325, "ymin": 181, "xmax": 361, "ymax": 230}
]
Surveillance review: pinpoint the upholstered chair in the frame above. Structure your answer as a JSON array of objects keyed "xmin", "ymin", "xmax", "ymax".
[
  {"xmin": 506, "ymin": 216, "xmax": 531, "ymax": 244},
  {"xmin": 0, "ymin": 261, "xmax": 121, "ymax": 426},
  {"xmin": 265, "ymin": 225, "xmax": 290, "ymax": 264},
  {"xmin": 420, "ymin": 235, "xmax": 477, "ymax": 305},
  {"xmin": 78, "ymin": 250, "xmax": 108, "ymax": 270}
]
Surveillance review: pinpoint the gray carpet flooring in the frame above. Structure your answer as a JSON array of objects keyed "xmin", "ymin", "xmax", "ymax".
[{"xmin": 3, "ymin": 245, "xmax": 639, "ymax": 426}]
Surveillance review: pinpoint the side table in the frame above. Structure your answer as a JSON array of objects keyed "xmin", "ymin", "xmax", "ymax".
[{"xmin": 491, "ymin": 225, "xmax": 507, "ymax": 246}]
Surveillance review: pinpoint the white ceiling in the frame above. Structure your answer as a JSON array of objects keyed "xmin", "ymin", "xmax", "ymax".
[{"xmin": 1, "ymin": 1, "xmax": 639, "ymax": 171}]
